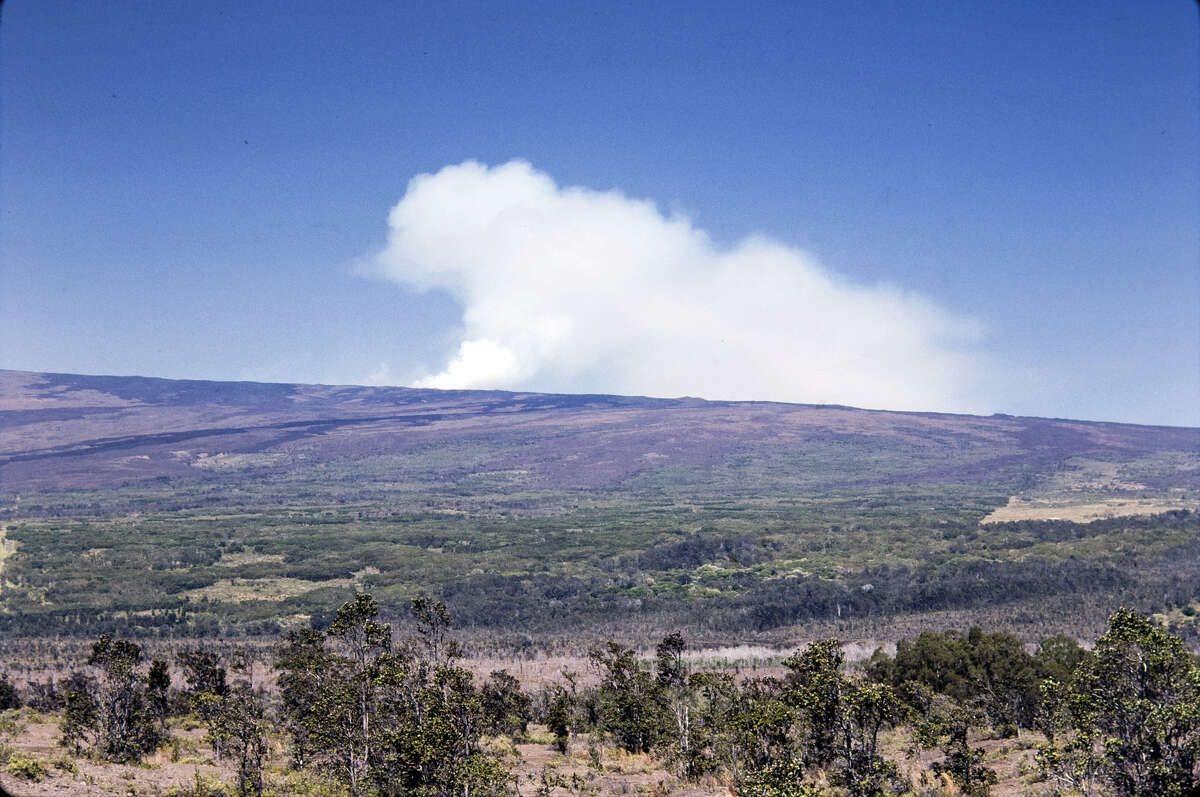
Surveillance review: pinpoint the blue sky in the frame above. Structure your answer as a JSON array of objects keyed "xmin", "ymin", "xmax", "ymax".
[{"xmin": 2, "ymin": 1, "xmax": 1197, "ymax": 425}]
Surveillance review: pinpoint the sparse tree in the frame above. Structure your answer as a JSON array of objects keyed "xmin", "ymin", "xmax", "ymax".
[
  {"xmin": 86, "ymin": 635, "xmax": 161, "ymax": 761},
  {"xmin": 147, "ymin": 659, "xmax": 171, "ymax": 734},
  {"xmin": 914, "ymin": 697, "xmax": 997, "ymax": 797},
  {"xmin": 1038, "ymin": 609, "xmax": 1200, "ymax": 796},
  {"xmin": 590, "ymin": 642, "xmax": 668, "ymax": 754},
  {"xmin": 483, "ymin": 669, "xmax": 532, "ymax": 738},
  {"xmin": 59, "ymin": 671, "xmax": 98, "ymax": 754}
]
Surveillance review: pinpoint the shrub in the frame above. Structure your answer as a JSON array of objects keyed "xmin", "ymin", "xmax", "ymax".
[
  {"xmin": 5, "ymin": 754, "xmax": 49, "ymax": 782},
  {"xmin": 0, "ymin": 673, "xmax": 20, "ymax": 710},
  {"xmin": 51, "ymin": 755, "xmax": 79, "ymax": 774},
  {"xmin": 165, "ymin": 771, "xmax": 231, "ymax": 796}
]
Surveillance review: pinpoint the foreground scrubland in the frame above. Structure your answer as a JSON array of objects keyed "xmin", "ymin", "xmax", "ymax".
[{"xmin": 2, "ymin": 596, "xmax": 1197, "ymax": 797}]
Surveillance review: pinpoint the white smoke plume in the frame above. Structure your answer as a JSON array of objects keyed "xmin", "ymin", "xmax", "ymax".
[{"xmin": 373, "ymin": 160, "xmax": 986, "ymax": 412}]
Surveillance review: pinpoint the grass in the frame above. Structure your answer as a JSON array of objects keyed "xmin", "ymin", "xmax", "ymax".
[
  {"xmin": 181, "ymin": 577, "xmax": 356, "ymax": 603},
  {"xmin": 982, "ymin": 452, "xmax": 1200, "ymax": 523}
]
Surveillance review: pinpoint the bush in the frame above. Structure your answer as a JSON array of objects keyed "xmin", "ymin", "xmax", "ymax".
[
  {"xmin": 165, "ymin": 771, "xmax": 231, "ymax": 796},
  {"xmin": 5, "ymin": 754, "xmax": 49, "ymax": 782},
  {"xmin": 51, "ymin": 754, "xmax": 79, "ymax": 774},
  {"xmin": 23, "ymin": 677, "xmax": 62, "ymax": 712},
  {"xmin": 0, "ymin": 674, "xmax": 20, "ymax": 710},
  {"xmin": 0, "ymin": 710, "xmax": 24, "ymax": 738}
]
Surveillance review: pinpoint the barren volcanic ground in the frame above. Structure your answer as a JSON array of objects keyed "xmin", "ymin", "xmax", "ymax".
[{"xmin": 1, "ymin": 369, "xmax": 1197, "ymax": 643}]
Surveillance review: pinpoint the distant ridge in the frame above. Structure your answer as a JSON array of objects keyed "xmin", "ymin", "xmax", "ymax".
[{"xmin": 1, "ymin": 368, "xmax": 1196, "ymax": 495}]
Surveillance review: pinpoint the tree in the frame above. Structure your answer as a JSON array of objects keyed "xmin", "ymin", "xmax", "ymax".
[
  {"xmin": 323, "ymin": 593, "xmax": 391, "ymax": 796},
  {"xmin": 208, "ymin": 652, "xmax": 269, "ymax": 797},
  {"xmin": 784, "ymin": 639, "xmax": 844, "ymax": 768},
  {"xmin": 179, "ymin": 647, "xmax": 228, "ymax": 697},
  {"xmin": 59, "ymin": 672, "xmax": 98, "ymax": 754},
  {"xmin": 482, "ymin": 669, "xmax": 532, "ymax": 738},
  {"xmin": 276, "ymin": 595, "xmax": 515, "ymax": 797},
  {"xmin": 783, "ymin": 640, "xmax": 906, "ymax": 796},
  {"xmin": 85, "ymin": 635, "xmax": 162, "ymax": 762},
  {"xmin": 875, "ymin": 627, "xmax": 1042, "ymax": 732},
  {"xmin": 370, "ymin": 597, "xmax": 513, "ymax": 797},
  {"xmin": 720, "ymin": 675, "xmax": 796, "ymax": 783},
  {"xmin": 1033, "ymin": 634, "xmax": 1090, "ymax": 687},
  {"xmin": 543, "ymin": 682, "xmax": 575, "ymax": 754},
  {"xmin": 275, "ymin": 628, "xmax": 334, "ymax": 769},
  {"xmin": 181, "ymin": 645, "xmax": 231, "ymax": 759},
  {"xmin": 965, "ymin": 628, "xmax": 1040, "ymax": 731},
  {"xmin": 146, "ymin": 659, "xmax": 171, "ymax": 734},
  {"xmin": 655, "ymin": 632, "xmax": 702, "ymax": 777},
  {"xmin": 1038, "ymin": 609, "xmax": 1200, "ymax": 796},
  {"xmin": 890, "ymin": 631, "xmax": 972, "ymax": 704},
  {"xmin": 914, "ymin": 696, "xmax": 998, "ymax": 797},
  {"xmin": 411, "ymin": 594, "xmax": 458, "ymax": 662},
  {"xmin": 833, "ymin": 681, "xmax": 906, "ymax": 796},
  {"xmin": 0, "ymin": 672, "xmax": 20, "ymax": 710},
  {"xmin": 740, "ymin": 759, "xmax": 822, "ymax": 797},
  {"xmin": 590, "ymin": 642, "xmax": 668, "ymax": 754},
  {"xmin": 276, "ymin": 597, "xmax": 392, "ymax": 796}
]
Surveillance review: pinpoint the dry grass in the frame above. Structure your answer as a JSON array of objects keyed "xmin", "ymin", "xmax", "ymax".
[
  {"xmin": 211, "ymin": 549, "xmax": 286, "ymax": 567},
  {"xmin": 982, "ymin": 495, "xmax": 1199, "ymax": 523},
  {"xmin": 0, "ymin": 525, "xmax": 16, "ymax": 586},
  {"xmin": 181, "ymin": 576, "xmax": 354, "ymax": 603},
  {"xmin": 0, "ymin": 709, "xmax": 1061, "ymax": 797},
  {"xmin": 190, "ymin": 452, "xmax": 290, "ymax": 471},
  {"xmin": 0, "ymin": 713, "xmax": 230, "ymax": 797},
  {"xmin": 982, "ymin": 453, "xmax": 1200, "ymax": 524}
]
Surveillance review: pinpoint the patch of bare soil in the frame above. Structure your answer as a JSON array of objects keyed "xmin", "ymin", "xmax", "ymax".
[
  {"xmin": 884, "ymin": 729, "xmax": 1049, "ymax": 796},
  {"xmin": 981, "ymin": 495, "xmax": 1197, "ymax": 523},
  {"xmin": 0, "ymin": 717, "xmax": 231, "ymax": 797},
  {"xmin": 513, "ymin": 729, "xmax": 726, "ymax": 797},
  {"xmin": 0, "ymin": 716, "xmax": 1054, "ymax": 797}
]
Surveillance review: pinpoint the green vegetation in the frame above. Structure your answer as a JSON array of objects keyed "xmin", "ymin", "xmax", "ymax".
[
  {"xmin": 5, "ymin": 598, "xmax": 1197, "ymax": 795},
  {"xmin": 4, "ymin": 753, "xmax": 48, "ymax": 782},
  {"xmin": 1036, "ymin": 610, "xmax": 1200, "ymax": 796},
  {"xmin": 3, "ymin": 373, "xmax": 1197, "ymax": 642},
  {"xmin": 2, "ymin": 459, "xmax": 1197, "ymax": 641}
]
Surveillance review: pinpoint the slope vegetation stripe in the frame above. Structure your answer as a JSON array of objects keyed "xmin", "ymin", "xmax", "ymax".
[{"xmin": 0, "ymin": 525, "xmax": 12, "ymax": 585}]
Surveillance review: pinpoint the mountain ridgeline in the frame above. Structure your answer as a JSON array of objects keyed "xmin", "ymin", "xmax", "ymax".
[{"xmin": 0, "ymin": 369, "xmax": 1197, "ymax": 642}]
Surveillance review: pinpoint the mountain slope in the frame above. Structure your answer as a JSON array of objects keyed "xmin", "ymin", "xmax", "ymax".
[{"xmin": 1, "ymin": 369, "xmax": 1197, "ymax": 642}]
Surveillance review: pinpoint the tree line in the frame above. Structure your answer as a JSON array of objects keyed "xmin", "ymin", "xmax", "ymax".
[{"xmin": 2, "ymin": 597, "xmax": 1198, "ymax": 796}]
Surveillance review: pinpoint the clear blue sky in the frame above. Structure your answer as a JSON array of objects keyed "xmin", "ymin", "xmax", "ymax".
[{"xmin": 2, "ymin": 0, "xmax": 1197, "ymax": 425}]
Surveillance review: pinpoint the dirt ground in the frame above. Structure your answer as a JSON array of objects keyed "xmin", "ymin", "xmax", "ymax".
[
  {"xmin": 980, "ymin": 494, "xmax": 1197, "ymax": 523},
  {"xmin": 0, "ymin": 714, "xmax": 231, "ymax": 796},
  {"xmin": 0, "ymin": 709, "xmax": 1056, "ymax": 797}
]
